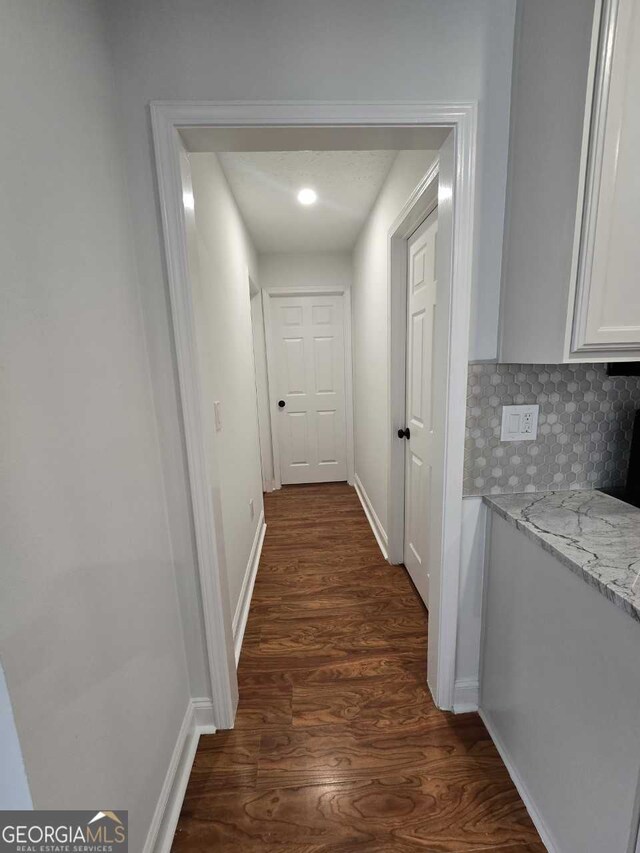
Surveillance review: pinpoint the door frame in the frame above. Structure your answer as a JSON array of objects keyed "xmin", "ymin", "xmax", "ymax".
[
  {"xmin": 263, "ymin": 285, "xmax": 355, "ymax": 490},
  {"xmin": 150, "ymin": 101, "xmax": 476, "ymax": 719},
  {"xmin": 388, "ymin": 137, "xmax": 464, "ymax": 710},
  {"xmin": 387, "ymin": 156, "xmax": 464, "ymax": 704},
  {"xmin": 387, "ymin": 160, "xmax": 441, "ymax": 571},
  {"xmin": 249, "ymin": 281, "xmax": 275, "ymax": 493},
  {"xmin": 394, "ymin": 196, "xmax": 440, "ymax": 608}
]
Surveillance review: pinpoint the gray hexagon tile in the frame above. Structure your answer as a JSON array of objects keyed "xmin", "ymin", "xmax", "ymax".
[{"xmin": 464, "ymin": 363, "xmax": 640, "ymax": 495}]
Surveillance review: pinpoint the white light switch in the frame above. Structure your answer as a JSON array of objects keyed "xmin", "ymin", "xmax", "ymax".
[
  {"xmin": 213, "ymin": 400, "xmax": 222, "ymax": 432},
  {"xmin": 500, "ymin": 404, "xmax": 539, "ymax": 441}
]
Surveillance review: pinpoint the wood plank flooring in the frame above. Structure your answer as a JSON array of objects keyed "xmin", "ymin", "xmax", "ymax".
[{"xmin": 172, "ymin": 483, "xmax": 544, "ymax": 852}]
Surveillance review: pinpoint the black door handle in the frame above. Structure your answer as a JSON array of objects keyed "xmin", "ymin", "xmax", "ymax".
[
  {"xmin": 278, "ymin": 400, "xmax": 286, "ymax": 408},
  {"xmin": 398, "ymin": 427, "xmax": 410, "ymax": 439}
]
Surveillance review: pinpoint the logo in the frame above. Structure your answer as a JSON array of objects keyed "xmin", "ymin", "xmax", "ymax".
[{"xmin": 0, "ymin": 810, "xmax": 128, "ymax": 853}]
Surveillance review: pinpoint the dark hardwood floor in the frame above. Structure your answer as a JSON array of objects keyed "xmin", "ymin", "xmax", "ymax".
[{"xmin": 173, "ymin": 483, "xmax": 544, "ymax": 852}]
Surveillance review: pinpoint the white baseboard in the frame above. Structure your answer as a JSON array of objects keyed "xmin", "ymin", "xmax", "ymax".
[
  {"xmin": 353, "ymin": 473, "xmax": 388, "ymax": 560},
  {"xmin": 144, "ymin": 698, "xmax": 217, "ymax": 853},
  {"xmin": 232, "ymin": 510, "xmax": 266, "ymax": 664},
  {"xmin": 479, "ymin": 708, "xmax": 555, "ymax": 853},
  {"xmin": 191, "ymin": 696, "xmax": 216, "ymax": 733},
  {"xmin": 452, "ymin": 678, "xmax": 479, "ymax": 713}
]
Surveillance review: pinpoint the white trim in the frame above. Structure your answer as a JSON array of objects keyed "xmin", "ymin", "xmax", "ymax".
[
  {"xmin": 233, "ymin": 511, "xmax": 266, "ymax": 664},
  {"xmin": 261, "ymin": 287, "xmax": 282, "ymax": 490},
  {"xmin": 150, "ymin": 100, "xmax": 477, "ymax": 718},
  {"xmin": 479, "ymin": 709, "xmax": 558, "ymax": 853},
  {"xmin": 191, "ymin": 696, "xmax": 216, "ymax": 733},
  {"xmin": 385, "ymin": 124, "xmax": 476, "ymax": 712},
  {"xmin": 259, "ymin": 288, "xmax": 276, "ymax": 491},
  {"xmin": 262, "ymin": 285, "xmax": 355, "ymax": 488},
  {"xmin": 151, "ymin": 99, "xmax": 478, "ymax": 129},
  {"xmin": 433, "ymin": 121, "xmax": 475, "ymax": 711},
  {"xmin": 250, "ymin": 283, "xmax": 273, "ymax": 494},
  {"xmin": 344, "ymin": 288, "xmax": 355, "ymax": 486},
  {"xmin": 265, "ymin": 285, "xmax": 346, "ymax": 297},
  {"xmin": 353, "ymin": 473, "xmax": 389, "ymax": 561},
  {"xmin": 151, "ymin": 113, "xmax": 237, "ymax": 729},
  {"xmin": 452, "ymin": 678, "xmax": 479, "ymax": 713},
  {"xmin": 143, "ymin": 699, "xmax": 217, "ymax": 853}
]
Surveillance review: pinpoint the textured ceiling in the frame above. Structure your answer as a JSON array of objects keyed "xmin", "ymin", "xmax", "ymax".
[{"xmin": 216, "ymin": 150, "xmax": 398, "ymax": 253}]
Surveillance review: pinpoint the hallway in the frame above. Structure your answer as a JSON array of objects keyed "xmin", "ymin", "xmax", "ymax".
[{"xmin": 172, "ymin": 484, "xmax": 543, "ymax": 852}]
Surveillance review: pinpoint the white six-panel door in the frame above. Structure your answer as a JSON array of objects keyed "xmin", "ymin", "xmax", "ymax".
[
  {"xmin": 403, "ymin": 209, "xmax": 438, "ymax": 608},
  {"xmin": 270, "ymin": 293, "xmax": 347, "ymax": 484}
]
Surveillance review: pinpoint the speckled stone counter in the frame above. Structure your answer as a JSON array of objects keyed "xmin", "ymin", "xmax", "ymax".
[{"xmin": 483, "ymin": 490, "xmax": 640, "ymax": 622}]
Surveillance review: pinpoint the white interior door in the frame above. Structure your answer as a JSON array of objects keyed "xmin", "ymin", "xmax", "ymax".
[
  {"xmin": 271, "ymin": 293, "xmax": 347, "ymax": 485},
  {"xmin": 403, "ymin": 209, "xmax": 438, "ymax": 608}
]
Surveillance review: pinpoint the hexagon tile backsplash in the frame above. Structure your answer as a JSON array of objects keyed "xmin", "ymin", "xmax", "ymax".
[{"xmin": 464, "ymin": 363, "xmax": 640, "ymax": 496}]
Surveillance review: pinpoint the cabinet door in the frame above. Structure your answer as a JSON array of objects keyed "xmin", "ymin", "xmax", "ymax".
[{"xmin": 572, "ymin": 0, "xmax": 640, "ymax": 353}]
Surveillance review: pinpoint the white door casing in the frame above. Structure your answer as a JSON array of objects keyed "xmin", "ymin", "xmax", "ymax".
[
  {"xmin": 403, "ymin": 210, "xmax": 438, "ymax": 608},
  {"xmin": 387, "ymin": 141, "xmax": 457, "ymax": 706},
  {"xmin": 151, "ymin": 102, "xmax": 477, "ymax": 718},
  {"xmin": 268, "ymin": 291, "xmax": 348, "ymax": 485},
  {"xmin": 250, "ymin": 289, "xmax": 275, "ymax": 491}
]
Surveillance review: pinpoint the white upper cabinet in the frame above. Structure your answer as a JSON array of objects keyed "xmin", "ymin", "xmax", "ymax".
[
  {"xmin": 572, "ymin": 0, "xmax": 640, "ymax": 355},
  {"xmin": 500, "ymin": 0, "xmax": 640, "ymax": 363}
]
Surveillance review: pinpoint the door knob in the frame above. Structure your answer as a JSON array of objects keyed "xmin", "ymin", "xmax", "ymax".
[
  {"xmin": 397, "ymin": 427, "xmax": 410, "ymax": 439},
  {"xmin": 278, "ymin": 400, "xmax": 286, "ymax": 408}
]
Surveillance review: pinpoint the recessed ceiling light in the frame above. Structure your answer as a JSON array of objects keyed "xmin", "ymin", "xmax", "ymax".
[{"xmin": 297, "ymin": 187, "xmax": 317, "ymax": 206}]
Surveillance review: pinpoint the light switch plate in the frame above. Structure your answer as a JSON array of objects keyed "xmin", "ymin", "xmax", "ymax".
[
  {"xmin": 500, "ymin": 404, "xmax": 539, "ymax": 441},
  {"xmin": 213, "ymin": 400, "xmax": 222, "ymax": 432}
]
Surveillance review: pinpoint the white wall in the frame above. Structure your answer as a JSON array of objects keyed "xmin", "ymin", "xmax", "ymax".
[
  {"xmin": 259, "ymin": 252, "xmax": 352, "ymax": 291},
  {"xmin": 189, "ymin": 153, "xmax": 264, "ymax": 621},
  {"xmin": 0, "ymin": 0, "xmax": 518, "ymax": 829},
  {"xmin": 0, "ymin": 3, "xmax": 191, "ymax": 849},
  {"xmin": 106, "ymin": 2, "xmax": 516, "ymax": 697},
  {"xmin": 351, "ymin": 151, "xmax": 438, "ymax": 535},
  {"xmin": 109, "ymin": 0, "xmax": 516, "ymax": 364},
  {"xmin": 454, "ymin": 497, "xmax": 487, "ymax": 709}
]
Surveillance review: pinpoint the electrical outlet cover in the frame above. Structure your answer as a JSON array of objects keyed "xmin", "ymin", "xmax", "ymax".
[{"xmin": 500, "ymin": 404, "xmax": 539, "ymax": 441}]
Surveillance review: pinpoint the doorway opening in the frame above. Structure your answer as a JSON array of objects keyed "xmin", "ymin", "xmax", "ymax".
[{"xmin": 151, "ymin": 103, "xmax": 477, "ymax": 727}]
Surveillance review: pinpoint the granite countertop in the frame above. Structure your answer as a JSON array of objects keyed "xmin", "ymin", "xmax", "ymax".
[{"xmin": 483, "ymin": 490, "xmax": 640, "ymax": 622}]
